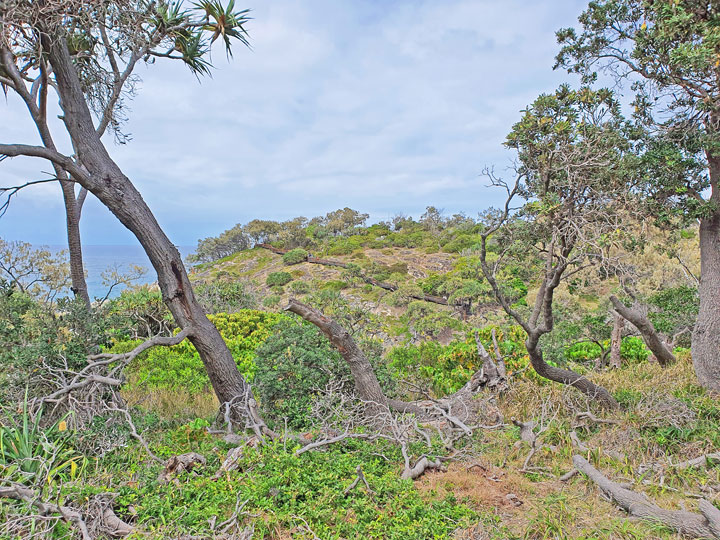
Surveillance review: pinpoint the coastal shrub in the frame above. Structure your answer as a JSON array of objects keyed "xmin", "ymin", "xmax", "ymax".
[
  {"xmin": 266, "ymin": 271, "xmax": 292, "ymax": 287},
  {"xmin": 388, "ymin": 326, "xmax": 529, "ymax": 397},
  {"xmin": 289, "ymin": 280, "xmax": 310, "ymax": 294},
  {"xmin": 262, "ymin": 294, "xmax": 282, "ymax": 308},
  {"xmin": 121, "ymin": 310, "xmax": 284, "ymax": 393},
  {"xmin": 253, "ymin": 318, "xmax": 350, "ymax": 429},
  {"xmin": 282, "ymin": 248, "xmax": 308, "ymax": 265},
  {"xmin": 193, "ymin": 280, "xmax": 256, "ymax": 313}
]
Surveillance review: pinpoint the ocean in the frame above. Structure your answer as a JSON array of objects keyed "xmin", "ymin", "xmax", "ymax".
[{"xmin": 49, "ymin": 244, "xmax": 196, "ymax": 300}]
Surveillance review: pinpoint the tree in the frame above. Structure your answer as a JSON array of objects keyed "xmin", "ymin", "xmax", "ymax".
[
  {"xmin": 479, "ymin": 86, "xmax": 637, "ymax": 408},
  {"xmin": 0, "ymin": 239, "xmax": 70, "ymax": 303},
  {"xmin": 555, "ymin": 0, "xmax": 720, "ymax": 390},
  {"xmin": 0, "ymin": 1, "xmax": 263, "ymax": 413}
]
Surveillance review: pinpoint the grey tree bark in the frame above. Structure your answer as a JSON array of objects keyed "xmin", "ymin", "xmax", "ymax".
[
  {"xmin": 61, "ymin": 182, "xmax": 91, "ymax": 308},
  {"xmin": 609, "ymin": 311, "xmax": 624, "ymax": 369},
  {"xmin": 693, "ymin": 154, "xmax": 720, "ymax": 391},
  {"xmin": 37, "ymin": 33, "xmax": 252, "ymax": 406},
  {"xmin": 609, "ymin": 295, "xmax": 675, "ymax": 368}
]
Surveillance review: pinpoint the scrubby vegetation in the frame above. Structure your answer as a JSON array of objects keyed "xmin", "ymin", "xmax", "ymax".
[{"xmin": 2, "ymin": 0, "xmax": 720, "ymax": 538}]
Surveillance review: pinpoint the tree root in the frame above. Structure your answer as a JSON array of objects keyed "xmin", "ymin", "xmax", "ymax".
[{"xmin": 573, "ymin": 455, "xmax": 720, "ymax": 539}]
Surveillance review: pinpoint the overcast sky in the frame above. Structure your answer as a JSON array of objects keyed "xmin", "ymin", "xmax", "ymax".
[{"xmin": 1, "ymin": 0, "xmax": 588, "ymax": 246}]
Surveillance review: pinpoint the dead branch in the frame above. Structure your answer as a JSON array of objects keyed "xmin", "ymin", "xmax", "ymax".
[
  {"xmin": 344, "ymin": 465, "xmax": 375, "ymax": 498},
  {"xmin": 491, "ymin": 328, "xmax": 507, "ymax": 378},
  {"xmin": 573, "ymin": 455, "xmax": 720, "ymax": 539},
  {"xmin": 0, "ymin": 483, "xmax": 91, "ymax": 540},
  {"xmin": 673, "ymin": 452, "xmax": 720, "ymax": 471},
  {"xmin": 158, "ymin": 452, "xmax": 207, "ymax": 485}
]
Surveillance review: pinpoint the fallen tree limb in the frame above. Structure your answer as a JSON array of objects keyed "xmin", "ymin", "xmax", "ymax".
[
  {"xmin": 0, "ymin": 483, "xmax": 92, "ymax": 540},
  {"xmin": 673, "ymin": 452, "xmax": 720, "ymax": 471},
  {"xmin": 573, "ymin": 454, "xmax": 720, "ymax": 539},
  {"xmin": 286, "ymin": 299, "xmax": 503, "ymax": 424}
]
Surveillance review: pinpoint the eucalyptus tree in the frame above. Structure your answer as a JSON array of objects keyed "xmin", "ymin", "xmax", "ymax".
[
  {"xmin": 480, "ymin": 86, "xmax": 639, "ymax": 408},
  {"xmin": 556, "ymin": 0, "xmax": 720, "ymax": 390},
  {"xmin": 0, "ymin": 1, "xmax": 264, "ymax": 412}
]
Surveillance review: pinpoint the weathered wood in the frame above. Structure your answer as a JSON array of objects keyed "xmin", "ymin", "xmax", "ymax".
[
  {"xmin": 610, "ymin": 296, "xmax": 675, "ymax": 367},
  {"xmin": 573, "ymin": 455, "xmax": 720, "ymax": 539}
]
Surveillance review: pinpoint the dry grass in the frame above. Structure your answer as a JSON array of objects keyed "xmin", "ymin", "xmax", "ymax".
[{"xmin": 121, "ymin": 386, "xmax": 219, "ymax": 420}]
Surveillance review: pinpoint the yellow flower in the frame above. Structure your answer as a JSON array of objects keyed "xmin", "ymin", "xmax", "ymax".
[{"xmin": 58, "ymin": 421, "xmax": 67, "ymax": 432}]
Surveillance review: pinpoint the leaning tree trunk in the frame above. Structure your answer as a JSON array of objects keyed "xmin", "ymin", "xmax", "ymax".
[
  {"xmin": 609, "ymin": 296, "xmax": 675, "ymax": 368},
  {"xmin": 693, "ymin": 208, "xmax": 720, "ymax": 392},
  {"xmin": 609, "ymin": 311, "xmax": 624, "ymax": 369},
  {"xmin": 286, "ymin": 299, "xmax": 505, "ymax": 417},
  {"xmin": 61, "ymin": 181, "xmax": 91, "ymax": 308},
  {"xmin": 44, "ymin": 35, "xmax": 251, "ymax": 406},
  {"xmin": 526, "ymin": 334, "xmax": 618, "ymax": 409}
]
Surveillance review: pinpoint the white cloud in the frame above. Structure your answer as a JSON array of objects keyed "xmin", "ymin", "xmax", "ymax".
[{"xmin": 1, "ymin": 0, "xmax": 590, "ymax": 244}]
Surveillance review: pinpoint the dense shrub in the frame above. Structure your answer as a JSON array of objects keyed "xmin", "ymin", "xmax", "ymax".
[
  {"xmin": 282, "ymin": 248, "xmax": 308, "ymax": 265},
  {"xmin": 266, "ymin": 271, "xmax": 292, "ymax": 287},
  {"xmin": 388, "ymin": 326, "xmax": 529, "ymax": 397},
  {"xmin": 289, "ymin": 280, "xmax": 311, "ymax": 294},
  {"xmin": 253, "ymin": 318, "xmax": 351, "ymax": 429},
  {"xmin": 194, "ymin": 280, "xmax": 256, "ymax": 313},
  {"xmin": 121, "ymin": 310, "xmax": 284, "ymax": 393}
]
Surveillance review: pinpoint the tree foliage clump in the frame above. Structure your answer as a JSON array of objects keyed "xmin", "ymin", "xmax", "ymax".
[
  {"xmin": 266, "ymin": 271, "xmax": 292, "ymax": 287},
  {"xmin": 282, "ymin": 248, "xmax": 308, "ymax": 265}
]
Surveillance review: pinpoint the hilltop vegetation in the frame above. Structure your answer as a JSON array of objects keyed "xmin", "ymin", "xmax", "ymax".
[{"xmin": 3, "ymin": 0, "xmax": 720, "ymax": 538}]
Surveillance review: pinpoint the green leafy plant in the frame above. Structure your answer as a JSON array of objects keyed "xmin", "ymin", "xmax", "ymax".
[
  {"xmin": 282, "ymin": 248, "xmax": 308, "ymax": 265},
  {"xmin": 266, "ymin": 271, "xmax": 292, "ymax": 287},
  {"xmin": 0, "ymin": 394, "xmax": 78, "ymax": 484}
]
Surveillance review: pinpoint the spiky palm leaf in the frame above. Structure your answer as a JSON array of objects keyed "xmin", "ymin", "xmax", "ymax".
[{"xmin": 194, "ymin": 0, "xmax": 251, "ymax": 57}]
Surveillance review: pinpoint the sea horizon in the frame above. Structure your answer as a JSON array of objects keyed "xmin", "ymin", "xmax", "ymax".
[{"xmin": 42, "ymin": 244, "xmax": 196, "ymax": 300}]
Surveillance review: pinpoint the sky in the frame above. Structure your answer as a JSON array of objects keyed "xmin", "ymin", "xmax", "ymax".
[{"xmin": 1, "ymin": 0, "xmax": 589, "ymax": 247}]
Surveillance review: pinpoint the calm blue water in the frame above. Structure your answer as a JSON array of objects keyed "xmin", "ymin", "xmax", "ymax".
[{"xmin": 48, "ymin": 245, "xmax": 195, "ymax": 300}]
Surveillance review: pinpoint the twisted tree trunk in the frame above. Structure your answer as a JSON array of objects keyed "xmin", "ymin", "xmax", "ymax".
[
  {"xmin": 694, "ymin": 198, "xmax": 720, "ymax": 391},
  {"xmin": 609, "ymin": 296, "xmax": 675, "ymax": 368},
  {"xmin": 43, "ymin": 33, "xmax": 252, "ymax": 407},
  {"xmin": 61, "ymin": 182, "xmax": 91, "ymax": 308},
  {"xmin": 526, "ymin": 334, "xmax": 618, "ymax": 409}
]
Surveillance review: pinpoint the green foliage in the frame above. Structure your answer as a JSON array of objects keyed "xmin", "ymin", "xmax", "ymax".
[
  {"xmin": 556, "ymin": 0, "xmax": 715, "ymax": 221},
  {"xmin": 262, "ymin": 294, "xmax": 281, "ymax": 308},
  {"xmin": 122, "ymin": 311, "xmax": 284, "ymax": 393},
  {"xmin": 108, "ymin": 285, "xmax": 173, "ymax": 338},
  {"xmin": 0, "ymin": 396, "xmax": 78, "ymax": 485},
  {"xmin": 620, "ymin": 336, "xmax": 650, "ymax": 364},
  {"xmin": 266, "ymin": 271, "xmax": 292, "ymax": 287},
  {"xmin": 388, "ymin": 326, "xmax": 529, "ymax": 397},
  {"xmin": 253, "ymin": 318, "xmax": 351, "ymax": 429},
  {"xmin": 648, "ymin": 285, "xmax": 698, "ymax": 340},
  {"xmin": 289, "ymin": 280, "xmax": 311, "ymax": 295},
  {"xmin": 282, "ymin": 248, "xmax": 308, "ymax": 265},
  {"xmin": 194, "ymin": 280, "xmax": 256, "ymax": 314},
  {"xmin": 107, "ymin": 435, "xmax": 474, "ymax": 539}
]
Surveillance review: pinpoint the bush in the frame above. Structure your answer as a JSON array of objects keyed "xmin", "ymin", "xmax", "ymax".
[
  {"xmin": 194, "ymin": 280, "xmax": 256, "ymax": 314},
  {"xmin": 120, "ymin": 310, "xmax": 284, "ymax": 393},
  {"xmin": 282, "ymin": 248, "xmax": 308, "ymax": 265},
  {"xmin": 253, "ymin": 318, "xmax": 351, "ymax": 429},
  {"xmin": 262, "ymin": 294, "xmax": 282, "ymax": 308},
  {"xmin": 289, "ymin": 281, "xmax": 311, "ymax": 294},
  {"xmin": 266, "ymin": 272, "xmax": 292, "ymax": 287}
]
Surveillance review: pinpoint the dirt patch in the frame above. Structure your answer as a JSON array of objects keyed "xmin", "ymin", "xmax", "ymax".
[{"xmin": 416, "ymin": 462, "xmax": 532, "ymax": 512}]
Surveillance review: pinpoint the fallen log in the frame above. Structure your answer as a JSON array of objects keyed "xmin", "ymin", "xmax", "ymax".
[{"xmin": 573, "ymin": 454, "xmax": 720, "ymax": 539}]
